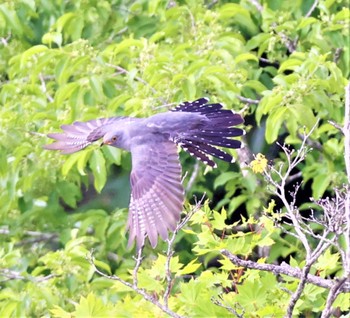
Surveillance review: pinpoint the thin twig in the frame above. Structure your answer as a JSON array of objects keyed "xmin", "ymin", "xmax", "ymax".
[
  {"xmin": 132, "ymin": 246, "xmax": 144, "ymax": 288},
  {"xmin": 0, "ymin": 229, "xmax": 59, "ymax": 246},
  {"xmin": 0, "ymin": 34, "xmax": 11, "ymax": 46},
  {"xmin": 164, "ymin": 194, "xmax": 206, "ymax": 306},
  {"xmin": 39, "ymin": 73, "xmax": 54, "ymax": 103},
  {"xmin": 88, "ymin": 251, "xmax": 184, "ymax": 318},
  {"xmin": 152, "ymin": 102, "xmax": 178, "ymax": 110},
  {"xmin": 185, "ymin": 161, "xmax": 200, "ymax": 193},
  {"xmin": 328, "ymin": 120, "xmax": 344, "ymax": 134},
  {"xmin": 236, "ymin": 95, "xmax": 260, "ymax": 105},
  {"xmin": 0, "ymin": 269, "xmax": 58, "ymax": 283},
  {"xmin": 305, "ymin": 0, "xmax": 319, "ymax": 18},
  {"xmin": 248, "ymin": 0, "xmax": 263, "ymax": 12},
  {"xmin": 211, "ymin": 297, "xmax": 244, "ymax": 317}
]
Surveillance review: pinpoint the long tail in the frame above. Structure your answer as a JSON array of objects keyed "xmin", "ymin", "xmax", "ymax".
[{"xmin": 172, "ymin": 98, "xmax": 245, "ymax": 167}]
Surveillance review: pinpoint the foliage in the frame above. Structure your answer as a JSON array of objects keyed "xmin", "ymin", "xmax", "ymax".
[{"xmin": 0, "ymin": 0, "xmax": 349, "ymax": 317}]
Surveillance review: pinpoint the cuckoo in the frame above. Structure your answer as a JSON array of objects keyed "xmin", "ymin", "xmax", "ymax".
[{"xmin": 45, "ymin": 98, "xmax": 244, "ymax": 249}]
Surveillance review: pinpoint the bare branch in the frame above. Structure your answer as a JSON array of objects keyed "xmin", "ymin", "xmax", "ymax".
[
  {"xmin": 39, "ymin": 73, "xmax": 54, "ymax": 103},
  {"xmin": 152, "ymin": 101, "xmax": 178, "ymax": 110},
  {"xmin": 321, "ymin": 277, "xmax": 348, "ymax": 318},
  {"xmin": 305, "ymin": 0, "xmax": 319, "ymax": 18},
  {"xmin": 236, "ymin": 95, "xmax": 260, "ymax": 105},
  {"xmin": 286, "ymin": 238, "xmax": 333, "ymax": 318},
  {"xmin": 220, "ymin": 250, "xmax": 350, "ymax": 292},
  {"xmin": 0, "ymin": 34, "xmax": 11, "ymax": 46},
  {"xmin": 211, "ymin": 297, "xmax": 244, "ymax": 317},
  {"xmin": 185, "ymin": 161, "xmax": 200, "ymax": 193},
  {"xmin": 0, "ymin": 268, "xmax": 59, "ymax": 283},
  {"xmin": 333, "ymin": 48, "xmax": 343, "ymax": 64},
  {"xmin": 0, "ymin": 228, "xmax": 59, "ymax": 246},
  {"xmin": 132, "ymin": 246, "xmax": 144, "ymax": 288},
  {"xmin": 328, "ymin": 120, "xmax": 344, "ymax": 134},
  {"xmin": 247, "ymin": 0, "xmax": 263, "ymax": 12}
]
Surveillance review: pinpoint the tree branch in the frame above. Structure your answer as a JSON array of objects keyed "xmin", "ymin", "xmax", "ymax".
[
  {"xmin": 211, "ymin": 297, "xmax": 244, "ymax": 317},
  {"xmin": 236, "ymin": 95, "xmax": 260, "ymax": 105},
  {"xmin": 321, "ymin": 277, "xmax": 348, "ymax": 318},
  {"xmin": 220, "ymin": 250, "xmax": 350, "ymax": 292},
  {"xmin": 0, "ymin": 269, "xmax": 58, "ymax": 283}
]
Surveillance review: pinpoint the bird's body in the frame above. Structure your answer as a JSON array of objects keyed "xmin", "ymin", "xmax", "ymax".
[{"xmin": 45, "ymin": 98, "xmax": 244, "ymax": 249}]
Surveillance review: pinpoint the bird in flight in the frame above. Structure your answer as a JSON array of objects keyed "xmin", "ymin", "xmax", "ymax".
[{"xmin": 45, "ymin": 98, "xmax": 244, "ymax": 250}]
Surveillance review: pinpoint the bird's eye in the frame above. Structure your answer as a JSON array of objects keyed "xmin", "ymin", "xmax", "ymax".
[{"xmin": 111, "ymin": 136, "xmax": 118, "ymax": 142}]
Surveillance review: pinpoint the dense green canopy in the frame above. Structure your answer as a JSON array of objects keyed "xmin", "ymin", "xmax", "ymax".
[{"xmin": 0, "ymin": 0, "xmax": 349, "ymax": 317}]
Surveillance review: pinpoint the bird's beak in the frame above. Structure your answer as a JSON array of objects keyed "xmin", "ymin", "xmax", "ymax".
[{"xmin": 102, "ymin": 140, "xmax": 113, "ymax": 146}]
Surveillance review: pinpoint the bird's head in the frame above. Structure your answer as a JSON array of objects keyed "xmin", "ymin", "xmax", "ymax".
[
  {"xmin": 102, "ymin": 130, "xmax": 130, "ymax": 150},
  {"xmin": 102, "ymin": 133, "xmax": 119, "ymax": 146}
]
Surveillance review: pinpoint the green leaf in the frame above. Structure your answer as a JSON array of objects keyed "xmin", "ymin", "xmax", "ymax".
[
  {"xmin": 42, "ymin": 32, "xmax": 62, "ymax": 47},
  {"xmin": 57, "ymin": 181, "xmax": 81, "ymax": 208},
  {"xmin": 212, "ymin": 209, "xmax": 229, "ymax": 230},
  {"xmin": 181, "ymin": 75, "xmax": 196, "ymax": 100},
  {"xmin": 20, "ymin": 45, "xmax": 48, "ymax": 67},
  {"xmin": 74, "ymin": 293, "xmax": 113, "ymax": 317},
  {"xmin": 62, "ymin": 152, "xmax": 81, "ymax": 177},
  {"xmin": 214, "ymin": 172, "xmax": 238, "ymax": 189},
  {"xmin": 265, "ymin": 107, "xmax": 288, "ymax": 143},
  {"xmin": 50, "ymin": 306, "xmax": 72, "ymax": 318},
  {"xmin": 297, "ymin": 17, "xmax": 317, "ymax": 30},
  {"xmin": 77, "ymin": 150, "xmax": 92, "ymax": 176},
  {"xmin": 93, "ymin": 259, "xmax": 112, "ymax": 275},
  {"xmin": 229, "ymin": 194, "xmax": 248, "ymax": 212},
  {"xmin": 234, "ymin": 53, "xmax": 258, "ymax": 64},
  {"xmin": 89, "ymin": 150, "xmax": 107, "ymax": 193},
  {"xmin": 288, "ymin": 104, "xmax": 317, "ymax": 130},
  {"xmin": 312, "ymin": 173, "xmax": 331, "ymax": 199},
  {"xmin": 279, "ymin": 59, "xmax": 303, "ymax": 73},
  {"xmin": 178, "ymin": 258, "xmax": 202, "ymax": 275}
]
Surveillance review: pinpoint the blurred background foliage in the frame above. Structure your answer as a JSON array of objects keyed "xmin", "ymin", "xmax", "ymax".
[{"xmin": 0, "ymin": 0, "xmax": 349, "ymax": 316}]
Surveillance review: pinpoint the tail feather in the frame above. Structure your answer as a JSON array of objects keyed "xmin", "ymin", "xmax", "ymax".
[
  {"xmin": 172, "ymin": 98, "xmax": 211, "ymax": 112},
  {"xmin": 173, "ymin": 98, "xmax": 244, "ymax": 167},
  {"xmin": 185, "ymin": 135, "xmax": 242, "ymax": 149},
  {"xmin": 178, "ymin": 142, "xmax": 216, "ymax": 167},
  {"xmin": 185, "ymin": 141, "xmax": 234, "ymax": 163},
  {"xmin": 195, "ymin": 128, "xmax": 244, "ymax": 137}
]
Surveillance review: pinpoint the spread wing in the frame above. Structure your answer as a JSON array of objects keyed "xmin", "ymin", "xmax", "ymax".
[
  {"xmin": 127, "ymin": 141, "xmax": 184, "ymax": 249},
  {"xmin": 44, "ymin": 117, "xmax": 133, "ymax": 154}
]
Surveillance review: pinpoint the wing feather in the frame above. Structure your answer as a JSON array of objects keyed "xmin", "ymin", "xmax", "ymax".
[
  {"xmin": 127, "ymin": 142, "xmax": 184, "ymax": 249},
  {"xmin": 44, "ymin": 117, "xmax": 134, "ymax": 154}
]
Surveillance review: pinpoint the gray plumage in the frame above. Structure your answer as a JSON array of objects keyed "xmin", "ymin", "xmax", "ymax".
[{"xmin": 44, "ymin": 98, "xmax": 244, "ymax": 249}]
